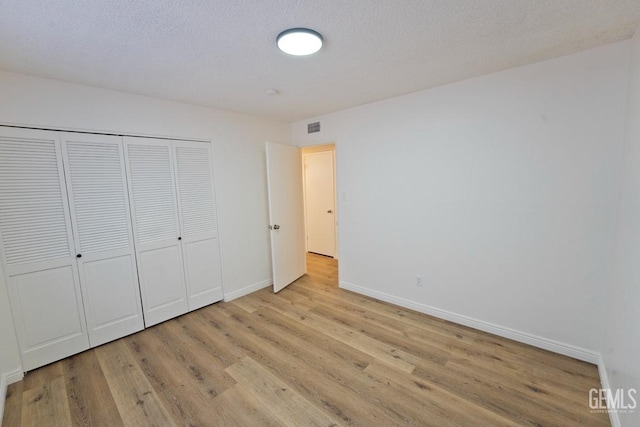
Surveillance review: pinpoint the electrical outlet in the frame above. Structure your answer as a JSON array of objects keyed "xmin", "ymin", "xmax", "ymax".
[{"xmin": 415, "ymin": 275, "xmax": 423, "ymax": 287}]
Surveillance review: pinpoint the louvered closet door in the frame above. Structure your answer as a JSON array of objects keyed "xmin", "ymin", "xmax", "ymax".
[
  {"xmin": 173, "ymin": 141, "xmax": 223, "ymax": 310},
  {"xmin": 123, "ymin": 137, "xmax": 188, "ymax": 327},
  {"xmin": 60, "ymin": 133, "xmax": 144, "ymax": 346},
  {"xmin": 0, "ymin": 127, "xmax": 89, "ymax": 370}
]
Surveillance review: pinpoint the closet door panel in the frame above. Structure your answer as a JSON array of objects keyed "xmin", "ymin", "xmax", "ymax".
[
  {"xmin": 182, "ymin": 238, "xmax": 222, "ymax": 309},
  {"xmin": 124, "ymin": 137, "xmax": 188, "ymax": 326},
  {"xmin": 0, "ymin": 127, "xmax": 89, "ymax": 370},
  {"xmin": 140, "ymin": 246, "xmax": 185, "ymax": 311},
  {"xmin": 81, "ymin": 255, "xmax": 139, "ymax": 323},
  {"xmin": 174, "ymin": 142, "xmax": 223, "ymax": 310},
  {"xmin": 10, "ymin": 266, "xmax": 87, "ymax": 369},
  {"xmin": 61, "ymin": 133, "xmax": 144, "ymax": 346}
]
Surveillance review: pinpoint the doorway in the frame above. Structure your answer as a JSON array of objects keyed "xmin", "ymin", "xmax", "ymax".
[
  {"xmin": 302, "ymin": 144, "xmax": 337, "ymax": 259},
  {"xmin": 265, "ymin": 142, "xmax": 339, "ymax": 293}
]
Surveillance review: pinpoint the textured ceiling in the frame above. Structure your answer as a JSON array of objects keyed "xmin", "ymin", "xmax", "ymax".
[{"xmin": 1, "ymin": 1, "xmax": 640, "ymax": 122}]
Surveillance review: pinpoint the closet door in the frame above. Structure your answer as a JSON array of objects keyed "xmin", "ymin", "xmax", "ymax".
[
  {"xmin": 0, "ymin": 127, "xmax": 89, "ymax": 370},
  {"xmin": 60, "ymin": 133, "xmax": 144, "ymax": 346},
  {"xmin": 173, "ymin": 141, "xmax": 223, "ymax": 310},
  {"xmin": 123, "ymin": 137, "xmax": 188, "ymax": 327}
]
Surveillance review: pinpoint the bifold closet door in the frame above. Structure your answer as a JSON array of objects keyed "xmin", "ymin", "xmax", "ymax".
[
  {"xmin": 174, "ymin": 141, "xmax": 223, "ymax": 309},
  {"xmin": 0, "ymin": 127, "xmax": 89, "ymax": 370},
  {"xmin": 123, "ymin": 137, "xmax": 188, "ymax": 327},
  {"xmin": 60, "ymin": 133, "xmax": 144, "ymax": 346}
]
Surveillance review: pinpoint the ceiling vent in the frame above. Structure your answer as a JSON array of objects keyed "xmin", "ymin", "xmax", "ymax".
[{"xmin": 307, "ymin": 121, "xmax": 320, "ymax": 134}]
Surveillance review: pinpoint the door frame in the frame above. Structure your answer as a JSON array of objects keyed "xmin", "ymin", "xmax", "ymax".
[{"xmin": 301, "ymin": 144, "xmax": 338, "ymax": 259}]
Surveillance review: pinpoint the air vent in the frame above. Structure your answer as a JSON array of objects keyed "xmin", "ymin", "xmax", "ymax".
[{"xmin": 307, "ymin": 122, "xmax": 321, "ymax": 134}]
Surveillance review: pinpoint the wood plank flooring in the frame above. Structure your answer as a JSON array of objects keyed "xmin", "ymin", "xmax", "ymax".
[{"xmin": 2, "ymin": 253, "xmax": 609, "ymax": 426}]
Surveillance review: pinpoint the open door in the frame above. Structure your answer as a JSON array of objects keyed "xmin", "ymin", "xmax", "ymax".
[{"xmin": 266, "ymin": 142, "xmax": 306, "ymax": 292}]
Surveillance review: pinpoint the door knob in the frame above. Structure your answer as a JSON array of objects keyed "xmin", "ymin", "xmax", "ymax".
[
  {"xmin": 273, "ymin": 224, "xmax": 280, "ymax": 230},
  {"xmin": 76, "ymin": 254, "xmax": 82, "ymax": 258},
  {"xmin": 327, "ymin": 210, "xmax": 333, "ymax": 213}
]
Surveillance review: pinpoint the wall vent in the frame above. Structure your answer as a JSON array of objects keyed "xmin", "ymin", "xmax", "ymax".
[{"xmin": 307, "ymin": 122, "xmax": 321, "ymax": 134}]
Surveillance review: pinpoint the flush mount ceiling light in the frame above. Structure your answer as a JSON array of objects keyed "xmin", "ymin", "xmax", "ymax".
[{"xmin": 276, "ymin": 28, "xmax": 323, "ymax": 56}]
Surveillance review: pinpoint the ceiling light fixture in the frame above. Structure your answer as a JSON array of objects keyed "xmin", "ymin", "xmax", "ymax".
[{"xmin": 276, "ymin": 28, "xmax": 323, "ymax": 56}]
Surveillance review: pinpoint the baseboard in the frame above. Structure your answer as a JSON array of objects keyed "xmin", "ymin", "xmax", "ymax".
[
  {"xmin": 0, "ymin": 368, "xmax": 23, "ymax": 424},
  {"xmin": 223, "ymin": 278, "xmax": 272, "ymax": 302},
  {"xmin": 5, "ymin": 370, "xmax": 22, "ymax": 385},
  {"xmin": 0, "ymin": 373, "xmax": 5, "ymax": 424},
  {"xmin": 340, "ymin": 281, "xmax": 599, "ymax": 364},
  {"xmin": 597, "ymin": 354, "xmax": 622, "ymax": 427}
]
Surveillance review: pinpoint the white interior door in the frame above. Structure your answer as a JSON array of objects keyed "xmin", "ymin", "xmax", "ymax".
[
  {"xmin": 124, "ymin": 137, "xmax": 188, "ymax": 327},
  {"xmin": 0, "ymin": 127, "xmax": 89, "ymax": 370},
  {"xmin": 265, "ymin": 142, "xmax": 306, "ymax": 292},
  {"xmin": 304, "ymin": 151, "xmax": 336, "ymax": 257},
  {"xmin": 60, "ymin": 133, "xmax": 144, "ymax": 346},
  {"xmin": 173, "ymin": 141, "xmax": 223, "ymax": 310}
]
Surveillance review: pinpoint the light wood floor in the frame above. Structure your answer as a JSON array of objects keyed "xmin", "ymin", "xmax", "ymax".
[{"xmin": 3, "ymin": 253, "xmax": 608, "ymax": 426}]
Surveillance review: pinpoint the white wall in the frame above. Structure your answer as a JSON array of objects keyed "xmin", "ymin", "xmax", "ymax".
[
  {"xmin": 0, "ymin": 70, "xmax": 290, "ymax": 380},
  {"xmin": 292, "ymin": 41, "xmax": 630, "ymax": 358},
  {"xmin": 601, "ymin": 28, "xmax": 640, "ymax": 427}
]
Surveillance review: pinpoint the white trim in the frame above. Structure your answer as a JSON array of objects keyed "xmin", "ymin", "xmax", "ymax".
[
  {"xmin": 0, "ymin": 123, "xmax": 211, "ymax": 144},
  {"xmin": 5, "ymin": 369, "xmax": 23, "ymax": 385},
  {"xmin": 340, "ymin": 280, "xmax": 599, "ymax": 364},
  {"xmin": 0, "ymin": 373, "xmax": 5, "ymax": 424},
  {"xmin": 597, "ymin": 354, "xmax": 622, "ymax": 427},
  {"xmin": 0, "ymin": 368, "xmax": 23, "ymax": 423},
  {"xmin": 223, "ymin": 278, "xmax": 272, "ymax": 302}
]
